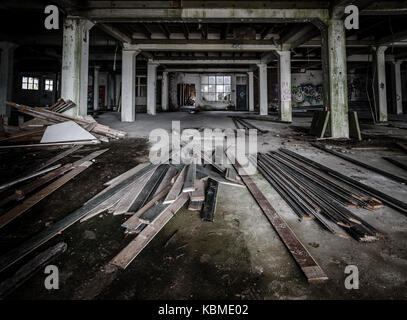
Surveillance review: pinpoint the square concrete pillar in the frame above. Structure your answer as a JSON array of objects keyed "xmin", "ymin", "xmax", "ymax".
[
  {"xmin": 147, "ymin": 61, "xmax": 159, "ymax": 115},
  {"xmin": 247, "ymin": 71, "xmax": 254, "ymax": 112},
  {"xmin": 61, "ymin": 17, "xmax": 94, "ymax": 117},
  {"xmin": 320, "ymin": 19, "xmax": 349, "ymax": 138},
  {"xmin": 121, "ymin": 50, "xmax": 139, "ymax": 122},
  {"xmin": 93, "ymin": 66, "xmax": 100, "ymax": 111},
  {"xmin": 161, "ymin": 71, "xmax": 169, "ymax": 111},
  {"xmin": 115, "ymin": 74, "xmax": 121, "ymax": 110},
  {"xmin": 0, "ymin": 42, "xmax": 17, "ymax": 116},
  {"xmin": 375, "ymin": 46, "xmax": 388, "ymax": 122},
  {"xmin": 257, "ymin": 63, "xmax": 268, "ymax": 116},
  {"xmin": 276, "ymin": 51, "xmax": 292, "ymax": 122}
]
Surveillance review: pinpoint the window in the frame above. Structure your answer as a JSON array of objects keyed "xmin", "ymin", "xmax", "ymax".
[
  {"xmin": 201, "ymin": 75, "xmax": 231, "ymax": 102},
  {"xmin": 136, "ymin": 76, "xmax": 147, "ymax": 97},
  {"xmin": 22, "ymin": 77, "xmax": 39, "ymax": 90},
  {"xmin": 44, "ymin": 79, "xmax": 54, "ymax": 92}
]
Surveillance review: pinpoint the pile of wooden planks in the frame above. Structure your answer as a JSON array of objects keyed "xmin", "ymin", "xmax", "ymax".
[
  {"xmin": 0, "ymin": 101, "xmax": 126, "ymax": 149},
  {"xmin": 256, "ymin": 148, "xmax": 386, "ymax": 242},
  {"xmin": 76, "ymin": 157, "xmax": 244, "ymax": 269}
]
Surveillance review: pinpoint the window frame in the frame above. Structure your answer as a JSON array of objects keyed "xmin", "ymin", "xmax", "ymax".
[
  {"xmin": 44, "ymin": 79, "xmax": 54, "ymax": 92},
  {"xmin": 201, "ymin": 75, "xmax": 232, "ymax": 102},
  {"xmin": 22, "ymin": 76, "xmax": 40, "ymax": 91}
]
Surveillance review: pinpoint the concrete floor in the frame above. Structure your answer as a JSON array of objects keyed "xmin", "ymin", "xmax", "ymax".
[
  {"xmin": 3, "ymin": 110, "xmax": 407, "ymax": 299},
  {"xmin": 97, "ymin": 110, "xmax": 407, "ymax": 299}
]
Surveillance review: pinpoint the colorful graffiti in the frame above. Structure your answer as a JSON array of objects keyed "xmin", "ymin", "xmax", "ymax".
[{"xmin": 292, "ymin": 84, "xmax": 323, "ymax": 106}]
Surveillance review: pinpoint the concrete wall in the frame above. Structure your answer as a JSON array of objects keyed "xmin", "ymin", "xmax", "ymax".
[
  {"xmin": 169, "ymin": 72, "xmax": 236, "ymax": 110},
  {"xmin": 13, "ymin": 72, "xmax": 58, "ymax": 107}
]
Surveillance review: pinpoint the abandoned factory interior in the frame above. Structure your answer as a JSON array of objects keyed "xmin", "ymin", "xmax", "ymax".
[{"xmin": 0, "ymin": 0, "xmax": 407, "ymax": 303}]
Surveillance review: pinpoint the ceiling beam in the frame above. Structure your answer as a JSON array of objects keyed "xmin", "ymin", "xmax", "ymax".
[
  {"xmin": 158, "ymin": 23, "xmax": 171, "ymax": 39},
  {"xmin": 155, "ymin": 59, "xmax": 261, "ymax": 64},
  {"xmin": 139, "ymin": 23, "xmax": 152, "ymax": 39},
  {"xmin": 377, "ymin": 29, "xmax": 407, "ymax": 46},
  {"xmin": 182, "ymin": 23, "xmax": 190, "ymax": 40},
  {"xmin": 125, "ymin": 42, "xmax": 278, "ymax": 51},
  {"xmin": 221, "ymin": 23, "xmax": 230, "ymax": 40},
  {"xmin": 97, "ymin": 23, "xmax": 132, "ymax": 44}
]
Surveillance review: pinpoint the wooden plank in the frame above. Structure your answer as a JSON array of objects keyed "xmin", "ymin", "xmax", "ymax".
[
  {"xmin": 190, "ymin": 179, "xmax": 205, "ymax": 202},
  {"xmin": 0, "ymin": 164, "xmax": 74, "ymax": 208},
  {"xmin": 383, "ymin": 157, "xmax": 407, "ymax": 171},
  {"xmin": 182, "ymin": 163, "xmax": 196, "ymax": 193},
  {"xmin": 153, "ymin": 166, "xmax": 178, "ymax": 197},
  {"xmin": 233, "ymin": 160, "xmax": 328, "ymax": 283},
  {"xmin": 112, "ymin": 168, "xmax": 157, "ymax": 215},
  {"xmin": 111, "ymin": 193, "xmax": 189, "ymax": 269},
  {"xmin": 196, "ymin": 165, "xmax": 245, "ymax": 188},
  {"xmin": 0, "ymin": 164, "xmax": 62, "ymax": 193},
  {"xmin": 163, "ymin": 166, "xmax": 187, "ymax": 204},
  {"xmin": 128, "ymin": 165, "xmax": 169, "ymax": 212},
  {"xmin": 188, "ymin": 200, "xmax": 203, "ymax": 211},
  {"xmin": 34, "ymin": 145, "xmax": 83, "ymax": 172},
  {"xmin": 0, "ymin": 242, "xmax": 67, "ymax": 298},
  {"xmin": 104, "ymin": 163, "xmax": 150, "ymax": 187},
  {"xmin": 0, "ymin": 159, "xmax": 96, "ymax": 229},
  {"xmin": 201, "ymin": 178, "xmax": 219, "ymax": 222}
]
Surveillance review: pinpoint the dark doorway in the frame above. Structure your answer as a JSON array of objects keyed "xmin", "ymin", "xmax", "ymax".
[{"xmin": 236, "ymin": 84, "xmax": 247, "ymax": 111}]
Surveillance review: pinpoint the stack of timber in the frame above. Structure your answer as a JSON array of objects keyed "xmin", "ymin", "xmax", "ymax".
[
  {"xmin": 0, "ymin": 101, "xmax": 126, "ymax": 149},
  {"xmin": 255, "ymin": 148, "xmax": 390, "ymax": 242},
  {"xmin": 231, "ymin": 116, "xmax": 268, "ymax": 134}
]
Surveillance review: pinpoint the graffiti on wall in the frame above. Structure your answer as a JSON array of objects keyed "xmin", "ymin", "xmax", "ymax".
[{"xmin": 291, "ymin": 84, "xmax": 323, "ymax": 106}]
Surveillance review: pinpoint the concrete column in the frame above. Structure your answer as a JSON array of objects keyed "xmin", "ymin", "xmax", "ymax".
[
  {"xmin": 391, "ymin": 61, "xmax": 403, "ymax": 115},
  {"xmin": 121, "ymin": 50, "xmax": 139, "ymax": 122},
  {"xmin": 375, "ymin": 46, "xmax": 388, "ymax": 122},
  {"xmin": 61, "ymin": 17, "xmax": 94, "ymax": 116},
  {"xmin": 161, "ymin": 71, "xmax": 169, "ymax": 111},
  {"xmin": 247, "ymin": 71, "xmax": 254, "ymax": 112},
  {"xmin": 0, "ymin": 42, "xmax": 17, "ymax": 116},
  {"xmin": 115, "ymin": 74, "xmax": 121, "ymax": 110},
  {"xmin": 147, "ymin": 61, "xmax": 159, "ymax": 115},
  {"xmin": 257, "ymin": 63, "xmax": 268, "ymax": 116},
  {"xmin": 277, "ymin": 51, "xmax": 292, "ymax": 122},
  {"xmin": 324, "ymin": 19, "xmax": 349, "ymax": 138},
  {"xmin": 93, "ymin": 66, "xmax": 100, "ymax": 111}
]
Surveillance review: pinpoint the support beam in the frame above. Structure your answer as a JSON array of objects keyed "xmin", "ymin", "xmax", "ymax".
[
  {"xmin": 93, "ymin": 66, "xmax": 100, "ymax": 111},
  {"xmin": 320, "ymin": 19, "xmax": 349, "ymax": 138},
  {"xmin": 0, "ymin": 42, "xmax": 16, "ymax": 116},
  {"xmin": 247, "ymin": 71, "xmax": 254, "ymax": 112},
  {"xmin": 97, "ymin": 23, "xmax": 132, "ymax": 43},
  {"xmin": 155, "ymin": 59, "xmax": 261, "ymax": 65},
  {"xmin": 375, "ymin": 46, "xmax": 388, "ymax": 122},
  {"xmin": 276, "ymin": 51, "xmax": 292, "ymax": 122},
  {"xmin": 121, "ymin": 50, "xmax": 139, "ymax": 122},
  {"xmin": 391, "ymin": 61, "xmax": 403, "ymax": 115},
  {"xmin": 147, "ymin": 61, "xmax": 159, "ymax": 115},
  {"xmin": 61, "ymin": 17, "xmax": 94, "ymax": 117},
  {"xmin": 257, "ymin": 63, "xmax": 268, "ymax": 116},
  {"xmin": 161, "ymin": 71, "xmax": 169, "ymax": 111}
]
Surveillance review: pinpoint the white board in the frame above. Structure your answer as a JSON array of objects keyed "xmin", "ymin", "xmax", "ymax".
[{"xmin": 40, "ymin": 121, "xmax": 97, "ymax": 143}]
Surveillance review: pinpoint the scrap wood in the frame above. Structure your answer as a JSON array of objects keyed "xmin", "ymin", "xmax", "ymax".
[
  {"xmin": 163, "ymin": 166, "xmax": 187, "ymax": 204},
  {"xmin": 0, "ymin": 242, "xmax": 67, "ymax": 298},
  {"xmin": 112, "ymin": 168, "xmax": 158, "ymax": 216},
  {"xmin": 182, "ymin": 163, "xmax": 196, "ymax": 193},
  {"xmin": 111, "ymin": 193, "xmax": 189, "ymax": 269},
  {"xmin": 196, "ymin": 165, "xmax": 245, "ymax": 188},
  {"xmin": 81, "ymin": 166, "xmax": 158, "ymax": 221},
  {"xmin": 0, "ymin": 129, "xmax": 45, "ymax": 144},
  {"xmin": 0, "ymin": 140, "xmax": 100, "ymax": 149},
  {"xmin": 153, "ymin": 166, "xmax": 178, "ymax": 197},
  {"xmin": 103, "ymin": 163, "xmax": 150, "ymax": 187},
  {"xmin": 0, "ymin": 164, "xmax": 74, "ymax": 208},
  {"xmin": 188, "ymin": 200, "xmax": 203, "ymax": 211},
  {"xmin": 0, "ymin": 149, "xmax": 105, "ymax": 229},
  {"xmin": 190, "ymin": 179, "xmax": 205, "ymax": 202},
  {"xmin": 34, "ymin": 145, "xmax": 83, "ymax": 172},
  {"xmin": 0, "ymin": 164, "xmax": 62, "ymax": 193},
  {"xmin": 232, "ymin": 159, "xmax": 328, "ymax": 283},
  {"xmin": 6, "ymin": 102, "xmax": 126, "ymax": 140}
]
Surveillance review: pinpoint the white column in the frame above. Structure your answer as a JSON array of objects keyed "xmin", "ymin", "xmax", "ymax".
[
  {"xmin": 393, "ymin": 61, "xmax": 403, "ymax": 115},
  {"xmin": 121, "ymin": 50, "xmax": 138, "ymax": 122},
  {"xmin": 257, "ymin": 63, "xmax": 268, "ymax": 116},
  {"xmin": 161, "ymin": 71, "xmax": 169, "ymax": 111},
  {"xmin": 61, "ymin": 17, "xmax": 94, "ymax": 117},
  {"xmin": 0, "ymin": 42, "xmax": 17, "ymax": 116},
  {"xmin": 375, "ymin": 46, "xmax": 388, "ymax": 122},
  {"xmin": 247, "ymin": 71, "xmax": 254, "ymax": 112},
  {"xmin": 277, "ymin": 51, "xmax": 292, "ymax": 122},
  {"xmin": 115, "ymin": 74, "xmax": 121, "ymax": 110},
  {"xmin": 147, "ymin": 61, "xmax": 159, "ymax": 115},
  {"xmin": 93, "ymin": 66, "xmax": 100, "ymax": 111}
]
